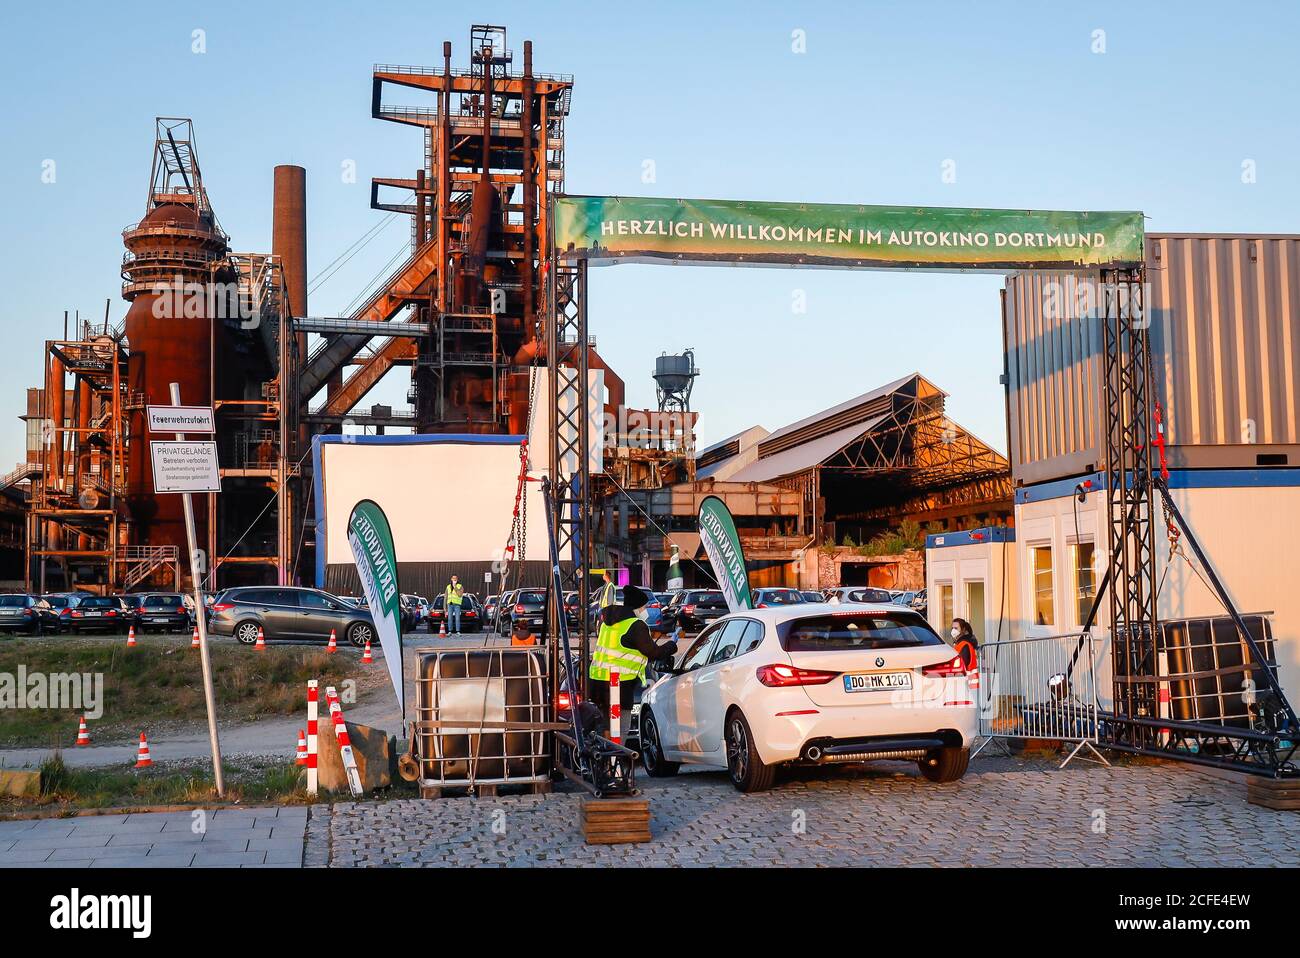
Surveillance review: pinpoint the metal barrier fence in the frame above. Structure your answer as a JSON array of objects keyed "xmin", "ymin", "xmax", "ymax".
[{"xmin": 974, "ymin": 631, "xmax": 1110, "ymax": 768}]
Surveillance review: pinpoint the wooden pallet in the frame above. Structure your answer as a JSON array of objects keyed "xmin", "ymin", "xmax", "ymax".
[
  {"xmin": 1246, "ymin": 777, "xmax": 1300, "ymax": 811},
  {"xmin": 419, "ymin": 780, "xmax": 553, "ymax": 800},
  {"xmin": 582, "ymin": 798, "xmax": 652, "ymax": 844}
]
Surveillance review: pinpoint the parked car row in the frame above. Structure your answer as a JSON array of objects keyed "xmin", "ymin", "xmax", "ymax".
[{"xmin": 0, "ymin": 591, "xmax": 197, "ymax": 636}]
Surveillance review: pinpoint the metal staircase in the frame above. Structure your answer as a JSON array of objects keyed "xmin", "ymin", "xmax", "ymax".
[
  {"xmin": 118, "ymin": 545, "xmax": 181, "ymax": 590},
  {"xmin": 298, "ymin": 237, "xmax": 440, "ymax": 400}
]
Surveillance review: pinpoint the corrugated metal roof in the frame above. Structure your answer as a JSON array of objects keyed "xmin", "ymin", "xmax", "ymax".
[
  {"xmin": 761, "ymin": 373, "xmax": 922, "ymax": 446},
  {"xmin": 695, "ymin": 457, "xmax": 734, "ymax": 480},
  {"xmin": 730, "ymin": 414, "xmax": 888, "ymax": 483}
]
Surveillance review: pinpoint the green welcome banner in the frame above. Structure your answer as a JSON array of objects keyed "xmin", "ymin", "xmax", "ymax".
[
  {"xmin": 554, "ymin": 195, "xmax": 1144, "ymax": 271},
  {"xmin": 347, "ymin": 499, "xmax": 404, "ymax": 719},
  {"xmin": 698, "ymin": 496, "xmax": 754, "ymax": 614}
]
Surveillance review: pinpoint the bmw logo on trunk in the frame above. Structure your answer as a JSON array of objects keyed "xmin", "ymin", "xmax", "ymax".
[{"xmin": 875, "ymin": 656, "xmax": 885, "ymax": 668}]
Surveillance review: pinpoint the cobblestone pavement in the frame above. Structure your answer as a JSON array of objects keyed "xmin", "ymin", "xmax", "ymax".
[
  {"xmin": 313, "ymin": 759, "xmax": 1300, "ymax": 867},
  {"xmin": 0, "ymin": 806, "xmax": 306, "ymax": 868}
]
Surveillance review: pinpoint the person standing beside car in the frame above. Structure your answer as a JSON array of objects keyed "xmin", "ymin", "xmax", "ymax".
[
  {"xmin": 445, "ymin": 575, "xmax": 465, "ymax": 635},
  {"xmin": 950, "ymin": 617, "xmax": 978, "ymax": 671},
  {"xmin": 588, "ymin": 585, "xmax": 678, "ymax": 733}
]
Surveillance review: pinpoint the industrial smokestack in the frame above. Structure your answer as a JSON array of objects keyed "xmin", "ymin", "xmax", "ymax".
[{"xmin": 272, "ymin": 164, "xmax": 308, "ymax": 372}]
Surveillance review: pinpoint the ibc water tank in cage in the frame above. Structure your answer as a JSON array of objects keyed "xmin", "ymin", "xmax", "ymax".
[{"xmin": 413, "ymin": 646, "xmax": 552, "ymax": 794}]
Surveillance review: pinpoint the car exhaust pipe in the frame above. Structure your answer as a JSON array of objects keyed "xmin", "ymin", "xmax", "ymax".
[{"xmin": 804, "ymin": 745, "xmax": 822, "ymax": 762}]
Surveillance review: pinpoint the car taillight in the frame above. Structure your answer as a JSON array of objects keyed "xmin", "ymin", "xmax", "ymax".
[
  {"xmin": 757, "ymin": 603, "xmax": 768, "ymax": 609},
  {"xmin": 683, "ymin": 604, "xmax": 695, "ymax": 614},
  {"xmin": 212, "ymin": 603, "xmax": 234, "ymax": 613},
  {"xmin": 922, "ymin": 656, "xmax": 968, "ymax": 677},
  {"xmin": 557, "ymin": 690, "xmax": 581, "ymax": 711},
  {"xmin": 106, "ymin": 610, "xmax": 117, "ymax": 616},
  {"xmin": 514, "ymin": 604, "xmax": 525, "ymax": 614},
  {"xmin": 177, "ymin": 606, "xmax": 185, "ymax": 614},
  {"xmin": 756, "ymin": 663, "xmax": 838, "ymax": 687}
]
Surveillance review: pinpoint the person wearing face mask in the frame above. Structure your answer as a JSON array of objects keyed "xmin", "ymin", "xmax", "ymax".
[
  {"xmin": 950, "ymin": 617, "xmax": 978, "ymax": 672},
  {"xmin": 588, "ymin": 584, "xmax": 679, "ymax": 733}
]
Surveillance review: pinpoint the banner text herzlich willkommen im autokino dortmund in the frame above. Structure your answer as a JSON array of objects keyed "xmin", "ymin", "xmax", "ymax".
[{"xmin": 553, "ymin": 195, "xmax": 1145, "ymax": 271}]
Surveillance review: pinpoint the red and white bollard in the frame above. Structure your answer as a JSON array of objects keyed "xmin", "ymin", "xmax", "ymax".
[
  {"xmin": 1157, "ymin": 651, "xmax": 1171, "ymax": 747},
  {"xmin": 325, "ymin": 686, "xmax": 364, "ymax": 796},
  {"xmin": 306, "ymin": 680, "xmax": 319, "ymax": 796},
  {"xmin": 609, "ymin": 671, "xmax": 621, "ymax": 745}
]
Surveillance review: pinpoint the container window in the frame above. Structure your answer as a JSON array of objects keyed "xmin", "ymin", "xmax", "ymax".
[
  {"xmin": 1072, "ymin": 541, "xmax": 1096, "ymax": 626},
  {"xmin": 938, "ymin": 582, "xmax": 954, "ymax": 632},
  {"xmin": 964, "ymin": 581, "xmax": 985, "ymax": 641},
  {"xmin": 1031, "ymin": 546, "xmax": 1055, "ymax": 626}
]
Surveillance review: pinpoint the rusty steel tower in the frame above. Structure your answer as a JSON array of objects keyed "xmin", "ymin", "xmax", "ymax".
[{"xmin": 297, "ymin": 25, "xmax": 572, "ymax": 435}]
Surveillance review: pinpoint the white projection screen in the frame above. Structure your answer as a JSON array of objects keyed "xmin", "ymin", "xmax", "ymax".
[{"xmin": 314, "ymin": 435, "xmax": 548, "ymax": 590}]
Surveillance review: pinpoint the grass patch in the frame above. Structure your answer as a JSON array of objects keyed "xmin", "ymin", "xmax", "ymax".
[
  {"xmin": 0, "ymin": 637, "xmax": 368, "ymax": 748},
  {"xmin": 2, "ymin": 752, "xmax": 420, "ymax": 814}
]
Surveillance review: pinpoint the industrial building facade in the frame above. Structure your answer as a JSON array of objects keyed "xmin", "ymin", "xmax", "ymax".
[
  {"xmin": 605, "ymin": 372, "xmax": 1013, "ymax": 592},
  {"xmin": 14, "ymin": 27, "xmax": 598, "ymax": 595}
]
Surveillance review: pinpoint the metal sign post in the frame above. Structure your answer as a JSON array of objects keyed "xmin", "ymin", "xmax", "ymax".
[{"xmin": 162, "ymin": 383, "xmax": 225, "ymax": 797}]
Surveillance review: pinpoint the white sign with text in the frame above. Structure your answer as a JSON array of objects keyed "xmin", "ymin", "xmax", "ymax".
[
  {"xmin": 150, "ymin": 441, "xmax": 220, "ymax": 493},
  {"xmin": 147, "ymin": 405, "xmax": 215, "ymax": 433}
]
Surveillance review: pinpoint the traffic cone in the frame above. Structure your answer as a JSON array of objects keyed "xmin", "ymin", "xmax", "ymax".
[
  {"xmin": 295, "ymin": 729, "xmax": 308, "ymax": 766},
  {"xmin": 75, "ymin": 716, "xmax": 91, "ymax": 747},
  {"xmin": 191, "ymin": 626, "xmax": 200, "ymax": 649},
  {"xmin": 255, "ymin": 626, "xmax": 266, "ymax": 652},
  {"xmin": 134, "ymin": 733, "xmax": 153, "ymax": 768},
  {"xmin": 126, "ymin": 626, "xmax": 137, "ymax": 648},
  {"xmin": 326, "ymin": 629, "xmax": 337, "ymax": 654},
  {"xmin": 439, "ymin": 620, "xmax": 447, "ymax": 636},
  {"xmin": 361, "ymin": 639, "xmax": 373, "ymax": 664}
]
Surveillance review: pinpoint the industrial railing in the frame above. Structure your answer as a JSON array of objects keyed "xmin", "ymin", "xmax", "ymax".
[{"xmin": 372, "ymin": 62, "xmax": 574, "ymax": 84}]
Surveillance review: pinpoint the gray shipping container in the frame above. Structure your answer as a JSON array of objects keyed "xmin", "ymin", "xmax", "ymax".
[{"xmin": 1003, "ymin": 234, "xmax": 1300, "ymax": 486}]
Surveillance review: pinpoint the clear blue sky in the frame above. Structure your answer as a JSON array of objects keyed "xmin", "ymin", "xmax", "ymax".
[{"xmin": 2, "ymin": 1, "xmax": 1297, "ymax": 464}]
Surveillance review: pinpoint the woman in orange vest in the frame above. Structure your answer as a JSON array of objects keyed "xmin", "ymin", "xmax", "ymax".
[{"xmin": 950, "ymin": 618, "xmax": 978, "ymax": 671}]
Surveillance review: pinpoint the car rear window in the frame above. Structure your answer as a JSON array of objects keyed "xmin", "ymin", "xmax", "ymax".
[
  {"xmin": 780, "ymin": 612, "xmax": 945, "ymax": 652},
  {"xmin": 78, "ymin": 597, "xmax": 114, "ymax": 609},
  {"xmin": 516, "ymin": 591, "xmax": 546, "ymax": 604},
  {"xmin": 688, "ymin": 591, "xmax": 725, "ymax": 606},
  {"xmin": 760, "ymin": 590, "xmax": 804, "ymax": 604},
  {"xmin": 0, "ymin": 595, "xmax": 29, "ymax": 607},
  {"xmin": 142, "ymin": 594, "xmax": 183, "ymax": 606}
]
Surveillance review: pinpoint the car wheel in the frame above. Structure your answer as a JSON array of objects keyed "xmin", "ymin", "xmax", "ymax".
[
  {"xmin": 725, "ymin": 709, "xmax": 775, "ymax": 793},
  {"xmin": 918, "ymin": 746, "xmax": 970, "ymax": 783},
  {"xmin": 234, "ymin": 620, "xmax": 261, "ymax": 645},
  {"xmin": 639, "ymin": 710, "xmax": 680, "ymax": 778},
  {"xmin": 346, "ymin": 622, "xmax": 374, "ymax": 648}
]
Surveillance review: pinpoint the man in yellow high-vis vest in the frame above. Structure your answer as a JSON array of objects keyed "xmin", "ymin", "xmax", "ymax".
[
  {"xmin": 595, "ymin": 569, "xmax": 618, "ymax": 610},
  {"xmin": 444, "ymin": 576, "xmax": 465, "ymax": 634},
  {"xmin": 588, "ymin": 585, "xmax": 678, "ymax": 734}
]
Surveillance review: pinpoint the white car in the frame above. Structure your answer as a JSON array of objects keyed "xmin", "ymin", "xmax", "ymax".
[{"xmin": 639, "ymin": 604, "xmax": 977, "ymax": 791}]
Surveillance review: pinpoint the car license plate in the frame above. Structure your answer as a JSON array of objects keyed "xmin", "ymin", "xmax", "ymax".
[
  {"xmin": 85, "ymin": 611, "xmax": 101, "ymax": 617},
  {"xmin": 0, "ymin": 610, "xmax": 15, "ymax": 616},
  {"xmin": 150, "ymin": 617, "xmax": 170, "ymax": 623},
  {"xmin": 843, "ymin": 671, "xmax": 912, "ymax": 693}
]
